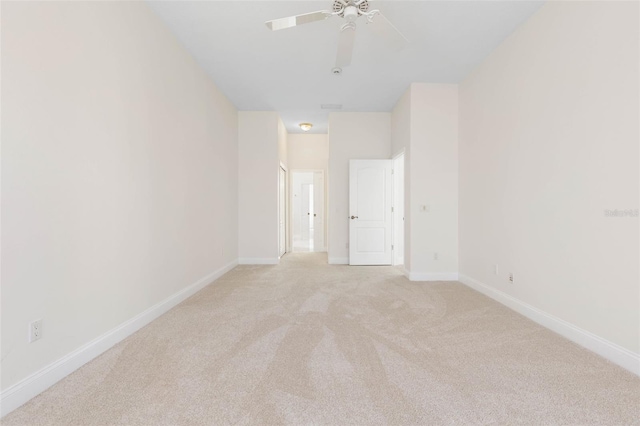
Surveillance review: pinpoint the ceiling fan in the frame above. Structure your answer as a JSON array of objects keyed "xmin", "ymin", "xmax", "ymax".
[{"xmin": 265, "ymin": 0, "xmax": 408, "ymax": 72}]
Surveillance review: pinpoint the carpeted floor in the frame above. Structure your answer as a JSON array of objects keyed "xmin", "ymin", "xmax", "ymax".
[{"xmin": 3, "ymin": 253, "xmax": 639, "ymax": 425}]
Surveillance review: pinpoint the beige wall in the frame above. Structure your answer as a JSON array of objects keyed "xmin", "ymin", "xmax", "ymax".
[
  {"xmin": 288, "ymin": 134, "xmax": 329, "ymax": 171},
  {"xmin": 278, "ymin": 118, "xmax": 288, "ymax": 168},
  {"xmin": 391, "ymin": 84, "xmax": 459, "ymax": 278},
  {"xmin": 327, "ymin": 113, "xmax": 392, "ymax": 263},
  {"xmin": 1, "ymin": 1, "xmax": 238, "ymax": 392},
  {"xmin": 238, "ymin": 112, "xmax": 280, "ymax": 263},
  {"xmin": 410, "ymin": 83, "xmax": 459, "ymax": 279},
  {"xmin": 459, "ymin": 1, "xmax": 639, "ymax": 353}
]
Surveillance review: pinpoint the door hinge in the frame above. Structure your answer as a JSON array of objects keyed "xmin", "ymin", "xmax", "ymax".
[
  {"xmin": 392, "ymin": 245, "xmax": 394, "ymax": 250},
  {"xmin": 391, "ymin": 207, "xmax": 394, "ymax": 213},
  {"xmin": 391, "ymin": 169, "xmax": 394, "ymax": 175}
]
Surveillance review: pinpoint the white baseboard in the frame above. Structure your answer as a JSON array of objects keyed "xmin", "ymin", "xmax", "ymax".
[
  {"xmin": 459, "ymin": 273, "xmax": 640, "ymax": 376},
  {"xmin": 0, "ymin": 261, "xmax": 238, "ymax": 418},
  {"xmin": 407, "ymin": 271, "xmax": 459, "ymax": 281},
  {"xmin": 238, "ymin": 258, "xmax": 279, "ymax": 265},
  {"xmin": 328, "ymin": 257, "xmax": 349, "ymax": 265}
]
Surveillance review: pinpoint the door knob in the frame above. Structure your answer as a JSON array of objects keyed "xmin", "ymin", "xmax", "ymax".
[
  {"xmin": 314, "ymin": 214, "xmax": 317, "ymax": 217},
  {"xmin": 350, "ymin": 215, "xmax": 358, "ymax": 219}
]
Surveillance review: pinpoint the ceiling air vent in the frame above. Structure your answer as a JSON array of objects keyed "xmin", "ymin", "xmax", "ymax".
[{"xmin": 321, "ymin": 104, "xmax": 343, "ymax": 110}]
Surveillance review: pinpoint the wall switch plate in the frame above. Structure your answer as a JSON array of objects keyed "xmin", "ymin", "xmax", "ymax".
[
  {"xmin": 509, "ymin": 273, "xmax": 514, "ymax": 283},
  {"xmin": 494, "ymin": 264, "xmax": 499, "ymax": 275},
  {"xmin": 434, "ymin": 252, "xmax": 438, "ymax": 260},
  {"xmin": 29, "ymin": 319, "xmax": 43, "ymax": 343}
]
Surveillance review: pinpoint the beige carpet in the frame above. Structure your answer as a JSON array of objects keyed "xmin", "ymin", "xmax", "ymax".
[{"xmin": 3, "ymin": 253, "xmax": 639, "ymax": 425}]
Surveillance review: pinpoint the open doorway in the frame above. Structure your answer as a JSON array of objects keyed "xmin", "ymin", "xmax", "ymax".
[
  {"xmin": 393, "ymin": 152, "xmax": 405, "ymax": 266},
  {"xmin": 291, "ymin": 170, "xmax": 325, "ymax": 252}
]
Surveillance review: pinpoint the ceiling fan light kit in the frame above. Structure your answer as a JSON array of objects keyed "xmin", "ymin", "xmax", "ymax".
[{"xmin": 265, "ymin": 0, "xmax": 407, "ymax": 73}]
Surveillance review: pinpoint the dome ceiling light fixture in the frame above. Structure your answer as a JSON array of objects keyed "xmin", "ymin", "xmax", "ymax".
[{"xmin": 299, "ymin": 123, "xmax": 313, "ymax": 132}]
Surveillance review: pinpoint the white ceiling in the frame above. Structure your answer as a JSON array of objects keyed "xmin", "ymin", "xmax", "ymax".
[{"xmin": 148, "ymin": 1, "xmax": 544, "ymax": 133}]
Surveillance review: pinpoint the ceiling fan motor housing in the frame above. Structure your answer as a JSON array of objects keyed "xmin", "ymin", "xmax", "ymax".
[
  {"xmin": 344, "ymin": 6, "xmax": 359, "ymax": 22},
  {"xmin": 333, "ymin": 0, "xmax": 369, "ymax": 18}
]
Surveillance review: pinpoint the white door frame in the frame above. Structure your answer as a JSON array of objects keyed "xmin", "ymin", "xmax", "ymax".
[
  {"xmin": 312, "ymin": 171, "xmax": 325, "ymax": 252},
  {"xmin": 289, "ymin": 169, "xmax": 327, "ymax": 252},
  {"xmin": 278, "ymin": 162, "xmax": 288, "ymax": 257},
  {"xmin": 392, "ymin": 150, "xmax": 405, "ymax": 266}
]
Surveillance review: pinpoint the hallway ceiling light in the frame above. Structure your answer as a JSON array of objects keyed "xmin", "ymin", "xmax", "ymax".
[{"xmin": 299, "ymin": 123, "xmax": 313, "ymax": 132}]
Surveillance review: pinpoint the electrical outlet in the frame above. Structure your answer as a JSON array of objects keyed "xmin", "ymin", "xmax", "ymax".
[
  {"xmin": 494, "ymin": 264, "xmax": 499, "ymax": 275},
  {"xmin": 29, "ymin": 319, "xmax": 42, "ymax": 343},
  {"xmin": 433, "ymin": 252, "xmax": 438, "ymax": 260},
  {"xmin": 509, "ymin": 273, "xmax": 514, "ymax": 284}
]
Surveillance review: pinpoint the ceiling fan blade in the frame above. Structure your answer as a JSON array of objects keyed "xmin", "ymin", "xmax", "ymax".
[
  {"xmin": 366, "ymin": 12, "xmax": 408, "ymax": 51},
  {"xmin": 265, "ymin": 10, "xmax": 331, "ymax": 31},
  {"xmin": 335, "ymin": 25, "xmax": 356, "ymax": 68}
]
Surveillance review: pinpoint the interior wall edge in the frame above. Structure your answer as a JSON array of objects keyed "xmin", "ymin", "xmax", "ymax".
[
  {"xmin": 459, "ymin": 273, "xmax": 640, "ymax": 377},
  {"xmin": 0, "ymin": 261, "xmax": 239, "ymax": 418}
]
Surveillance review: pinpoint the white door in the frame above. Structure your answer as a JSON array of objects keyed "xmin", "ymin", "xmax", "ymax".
[
  {"xmin": 313, "ymin": 171, "xmax": 325, "ymax": 251},
  {"xmin": 349, "ymin": 159, "xmax": 393, "ymax": 265},
  {"xmin": 279, "ymin": 166, "xmax": 286, "ymax": 258},
  {"xmin": 301, "ymin": 183, "xmax": 312, "ymax": 244}
]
